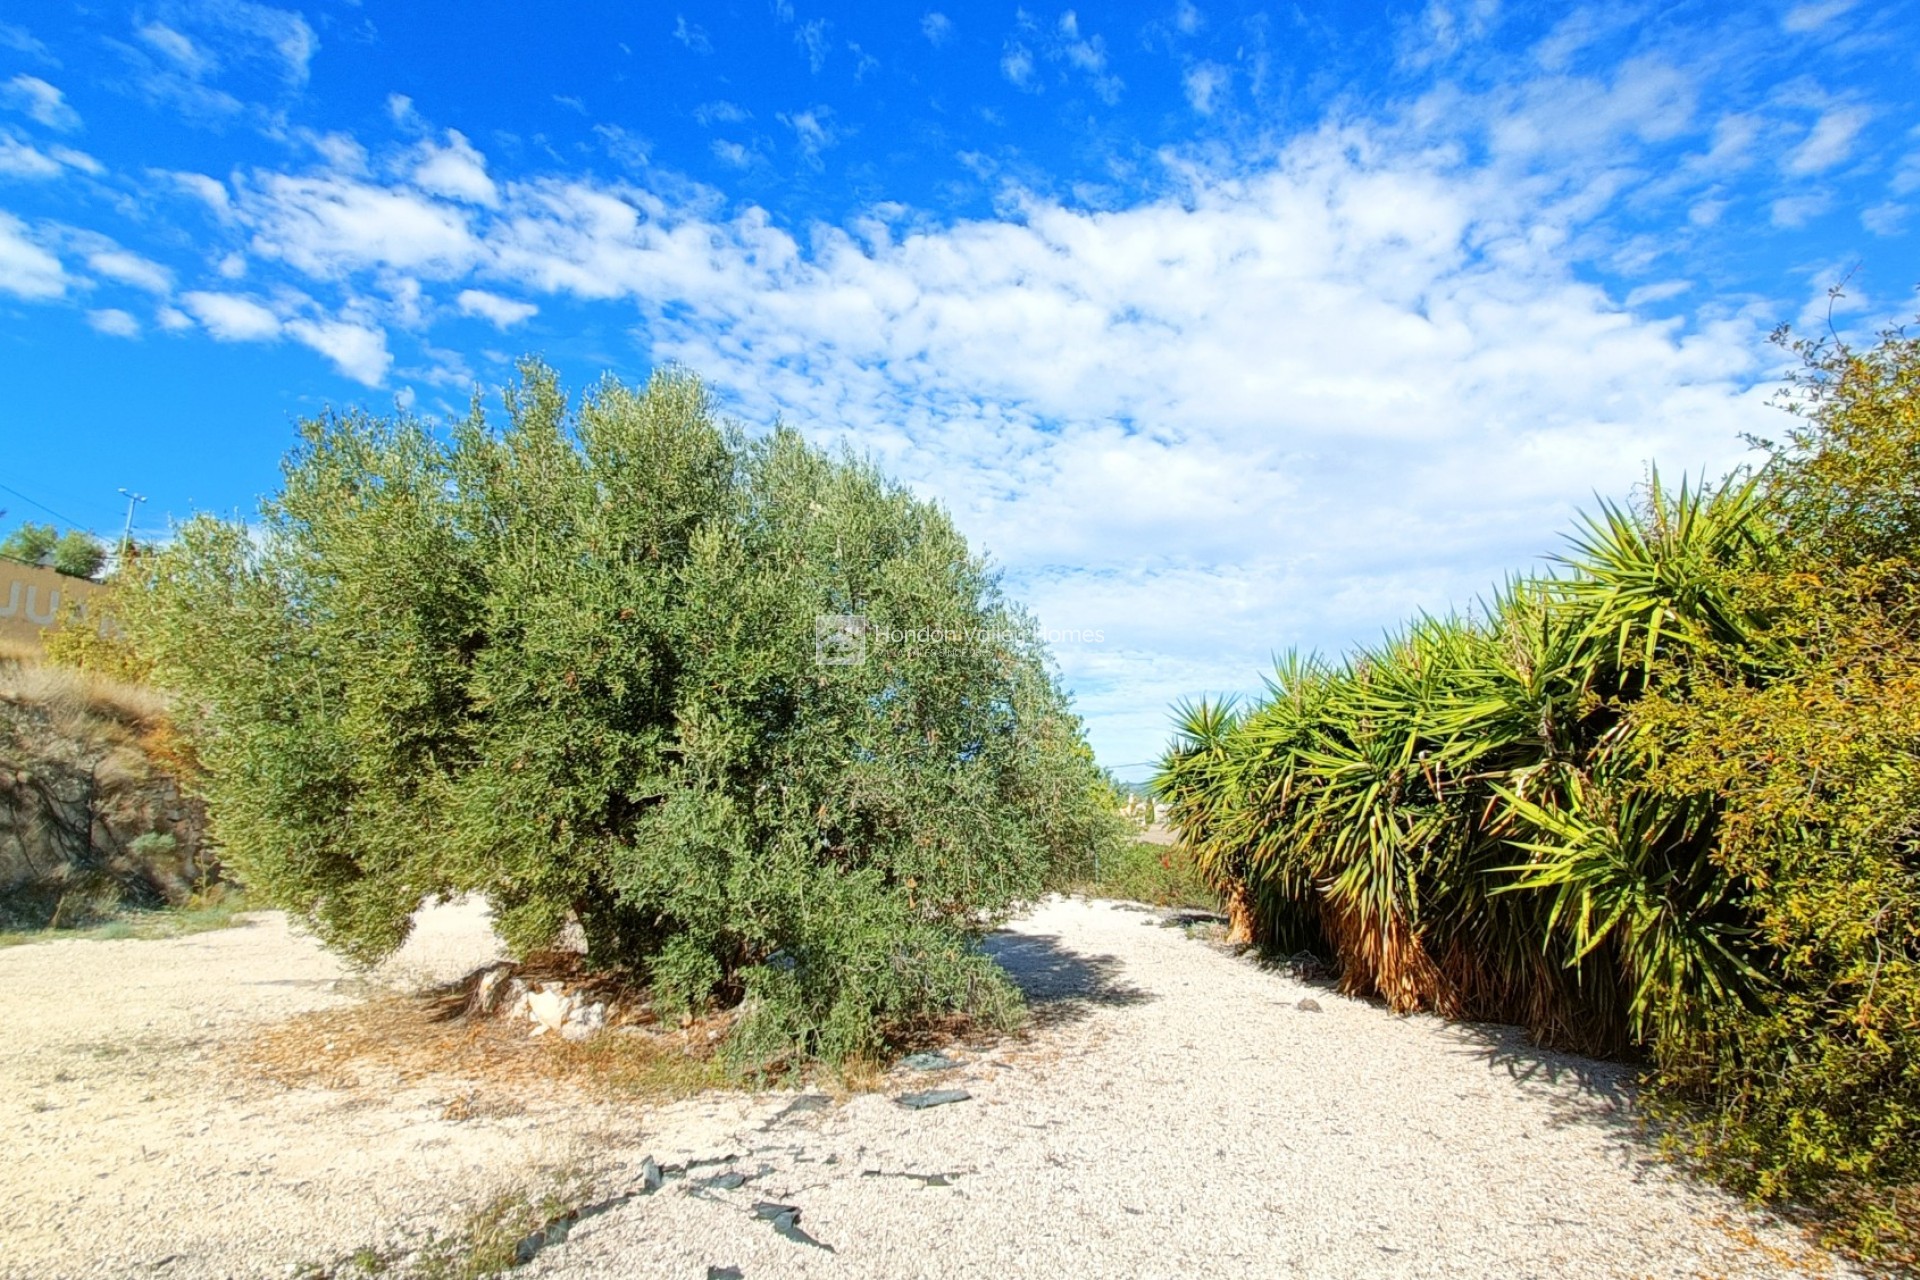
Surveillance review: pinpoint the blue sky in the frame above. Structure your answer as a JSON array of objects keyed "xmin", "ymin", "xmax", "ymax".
[{"xmin": 0, "ymin": 0, "xmax": 1915, "ymax": 777}]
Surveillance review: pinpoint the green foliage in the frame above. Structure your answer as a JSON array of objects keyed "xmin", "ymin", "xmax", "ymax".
[
  {"xmin": 51, "ymin": 529, "xmax": 105, "ymax": 579},
  {"xmin": 0, "ymin": 522, "xmax": 57, "ymax": 564},
  {"xmin": 1052, "ymin": 838, "xmax": 1220, "ymax": 910},
  {"xmin": 124, "ymin": 363, "xmax": 1125, "ymax": 1065},
  {"xmin": 1632, "ymin": 324, "xmax": 1920, "ymax": 1263},
  {"xmin": 0, "ymin": 523, "xmax": 107, "ymax": 578},
  {"xmin": 1157, "ymin": 318, "xmax": 1920, "ymax": 1259},
  {"xmin": 42, "ymin": 590, "xmax": 153, "ymax": 684}
]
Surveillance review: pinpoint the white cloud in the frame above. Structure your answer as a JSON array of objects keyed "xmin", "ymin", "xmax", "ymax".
[
  {"xmin": 285, "ymin": 317, "xmax": 392, "ymax": 385},
  {"xmin": 779, "ymin": 108, "xmax": 840, "ymax": 167},
  {"xmin": 412, "ymin": 130, "xmax": 498, "ymax": 206},
  {"xmin": 1183, "ymin": 62, "xmax": 1230, "ymax": 115},
  {"xmin": 712, "ymin": 139, "xmax": 754, "ymax": 168},
  {"xmin": 205, "ymin": 126, "xmax": 1754, "ymax": 764},
  {"xmin": 1861, "ymin": 202, "xmax": 1905, "ymax": 236},
  {"xmin": 87, "ymin": 248, "xmax": 173, "ymax": 293},
  {"xmin": 137, "ymin": 23, "xmax": 212, "ymax": 75},
  {"xmin": 0, "ymin": 134, "xmax": 61, "ymax": 179},
  {"xmin": 672, "ymin": 16, "xmax": 712, "ymax": 54},
  {"xmin": 87, "ymin": 307, "xmax": 140, "ymax": 337},
  {"xmin": 692, "ymin": 100, "xmax": 750, "ymax": 126},
  {"xmin": 46, "ymin": 144, "xmax": 100, "ymax": 174},
  {"xmin": 1001, "ymin": 42, "xmax": 1037, "ymax": 90},
  {"xmin": 922, "ymin": 12, "xmax": 954, "ymax": 46},
  {"xmin": 22, "ymin": 63, "xmax": 1834, "ymax": 767},
  {"xmin": 1771, "ymin": 191, "xmax": 1830, "ymax": 226},
  {"xmin": 1625, "ymin": 279, "xmax": 1691, "ymax": 307},
  {"xmin": 0, "ymin": 24, "xmax": 52, "ymax": 63},
  {"xmin": 1786, "ymin": 105, "xmax": 1869, "ymax": 174},
  {"xmin": 1783, "ymin": 0, "xmax": 1855, "ymax": 31},
  {"xmin": 161, "ymin": 169, "xmax": 232, "ymax": 217},
  {"xmin": 236, "ymin": 172, "xmax": 480, "ymax": 277},
  {"xmin": 181, "ymin": 290, "xmax": 281, "ymax": 340},
  {"xmin": 795, "ymin": 18, "xmax": 830, "ymax": 73},
  {"xmin": 456, "ymin": 288, "xmax": 537, "ymax": 328},
  {"xmin": 1174, "ymin": 2, "xmax": 1204, "ymax": 35},
  {"xmin": 0, "ymin": 212, "xmax": 64, "ymax": 298},
  {"xmin": 3, "ymin": 75, "xmax": 80, "ymax": 131}
]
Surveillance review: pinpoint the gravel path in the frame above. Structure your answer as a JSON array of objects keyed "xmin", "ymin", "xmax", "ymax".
[{"xmin": 0, "ymin": 897, "xmax": 1845, "ymax": 1279}]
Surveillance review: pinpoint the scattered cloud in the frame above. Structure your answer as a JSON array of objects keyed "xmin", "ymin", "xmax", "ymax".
[
  {"xmin": 181, "ymin": 289, "xmax": 281, "ymax": 340},
  {"xmin": 0, "ymin": 23, "xmax": 53, "ymax": 64},
  {"xmin": 456, "ymin": 288, "xmax": 537, "ymax": 328},
  {"xmin": 1783, "ymin": 0, "xmax": 1856, "ymax": 32},
  {"xmin": 87, "ymin": 307, "xmax": 140, "ymax": 336},
  {"xmin": 4, "ymin": 75, "xmax": 81, "ymax": 131},
  {"xmin": 1771, "ymin": 191, "xmax": 1831, "ymax": 226},
  {"xmin": 0, "ymin": 134, "xmax": 63, "ymax": 179},
  {"xmin": 692, "ymin": 100, "xmax": 751, "ymax": 126},
  {"xmin": 87, "ymin": 248, "xmax": 174, "ymax": 293},
  {"xmin": 922, "ymin": 12, "xmax": 954, "ymax": 46},
  {"xmin": 1174, "ymin": 2, "xmax": 1204, "ymax": 36},
  {"xmin": 1860, "ymin": 202, "xmax": 1905, "ymax": 235},
  {"xmin": 0, "ymin": 212, "xmax": 64, "ymax": 297},
  {"xmin": 1001, "ymin": 41, "xmax": 1037, "ymax": 91},
  {"xmin": 234, "ymin": 172, "xmax": 480, "ymax": 277},
  {"xmin": 285, "ymin": 316, "xmax": 392, "ymax": 384},
  {"xmin": 795, "ymin": 18, "xmax": 830, "ymax": 72},
  {"xmin": 712, "ymin": 139, "xmax": 755, "ymax": 168},
  {"xmin": 1786, "ymin": 105, "xmax": 1869, "ymax": 174},
  {"xmin": 779, "ymin": 107, "xmax": 841, "ymax": 166},
  {"xmin": 411, "ymin": 130, "xmax": 498, "ymax": 206},
  {"xmin": 673, "ymin": 16, "xmax": 712, "ymax": 55},
  {"xmin": 1183, "ymin": 62, "xmax": 1229, "ymax": 115}
]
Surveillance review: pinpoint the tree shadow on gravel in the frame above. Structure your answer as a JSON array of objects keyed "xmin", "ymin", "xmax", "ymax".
[
  {"xmin": 1438, "ymin": 1019, "xmax": 1650, "ymax": 1144},
  {"xmin": 982, "ymin": 931, "xmax": 1154, "ymax": 1029}
]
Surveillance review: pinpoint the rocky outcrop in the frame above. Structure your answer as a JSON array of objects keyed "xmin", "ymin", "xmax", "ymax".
[{"xmin": 0, "ymin": 677, "xmax": 214, "ymax": 925}]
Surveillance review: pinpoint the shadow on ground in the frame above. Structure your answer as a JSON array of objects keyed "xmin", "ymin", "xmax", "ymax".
[
  {"xmin": 1437, "ymin": 1018, "xmax": 1652, "ymax": 1149},
  {"xmin": 983, "ymin": 930, "xmax": 1154, "ymax": 1029}
]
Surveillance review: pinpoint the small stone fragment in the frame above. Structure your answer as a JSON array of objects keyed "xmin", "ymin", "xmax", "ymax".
[
  {"xmin": 899, "ymin": 1051, "xmax": 958, "ymax": 1072},
  {"xmin": 1297, "ymin": 998, "xmax": 1323, "ymax": 1012},
  {"xmin": 895, "ymin": 1088, "xmax": 971, "ymax": 1109},
  {"xmin": 706, "ymin": 1268, "xmax": 744, "ymax": 1280},
  {"xmin": 749, "ymin": 1203, "xmax": 833, "ymax": 1251},
  {"xmin": 639, "ymin": 1156, "xmax": 664, "ymax": 1194}
]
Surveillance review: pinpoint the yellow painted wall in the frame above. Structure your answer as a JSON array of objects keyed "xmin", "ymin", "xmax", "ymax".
[{"xmin": 0, "ymin": 558, "xmax": 109, "ymax": 647}]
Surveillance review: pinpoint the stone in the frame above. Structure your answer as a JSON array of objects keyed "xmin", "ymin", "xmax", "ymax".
[
  {"xmin": 894, "ymin": 1089, "xmax": 971, "ymax": 1110},
  {"xmin": 1296, "ymin": 998, "xmax": 1322, "ymax": 1012},
  {"xmin": 525, "ymin": 984, "xmax": 573, "ymax": 1033},
  {"xmin": 473, "ymin": 965, "xmax": 513, "ymax": 1014},
  {"xmin": 899, "ymin": 1051, "xmax": 958, "ymax": 1072}
]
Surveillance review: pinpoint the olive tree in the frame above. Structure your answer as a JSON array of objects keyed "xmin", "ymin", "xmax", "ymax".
[{"xmin": 127, "ymin": 364, "xmax": 1128, "ymax": 1063}]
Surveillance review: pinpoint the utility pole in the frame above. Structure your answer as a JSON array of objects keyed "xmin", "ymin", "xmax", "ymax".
[{"xmin": 117, "ymin": 487, "xmax": 146, "ymax": 564}]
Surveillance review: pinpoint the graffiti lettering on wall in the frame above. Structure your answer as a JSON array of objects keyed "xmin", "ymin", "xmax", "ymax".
[{"xmin": 0, "ymin": 560, "xmax": 110, "ymax": 645}]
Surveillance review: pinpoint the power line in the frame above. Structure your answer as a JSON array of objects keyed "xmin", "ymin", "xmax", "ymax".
[{"xmin": 0, "ymin": 480, "xmax": 95, "ymax": 533}]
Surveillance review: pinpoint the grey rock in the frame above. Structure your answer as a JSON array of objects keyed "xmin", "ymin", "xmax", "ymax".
[{"xmin": 895, "ymin": 1088, "xmax": 971, "ymax": 1109}]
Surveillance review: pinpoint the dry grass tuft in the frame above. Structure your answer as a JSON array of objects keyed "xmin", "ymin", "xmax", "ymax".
[
  {"xmin": 0, "ymin": 650, "xmax": 171, "ymax": 742},
  {"xmin": 237, "ymin": 978, "xmax": 732, "ymax": 1105}
]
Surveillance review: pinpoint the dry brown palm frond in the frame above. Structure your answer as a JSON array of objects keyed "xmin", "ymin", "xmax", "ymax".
[{"xmin": 1318, "ymin": 895, "xmax": 1459, "ymax": 1016}]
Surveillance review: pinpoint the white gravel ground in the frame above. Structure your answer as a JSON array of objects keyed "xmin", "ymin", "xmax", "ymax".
[
  {"xmin": 525, "ymin": 897, "xmax": 1846, "ymax": 1280},
  {"xmin": 0, "ymin": 896, "xmax": 1847, "ymax": 1279}
]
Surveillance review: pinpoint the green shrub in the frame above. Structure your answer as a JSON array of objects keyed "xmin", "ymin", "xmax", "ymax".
[
  {"xmin": 1157, "ymin": 318, "xmax": 1920, "ymax": 1260},
  {"xmin": 50, "ymin": 530, "xmax": 105, "ymax": 579},
  {"xmin": 124, "ymin": 363, "xmax": 1127, "ymax": 1064},
  {"xmin": 0, "ymin": 521, "xmax": 57, "ymax": 564}
]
